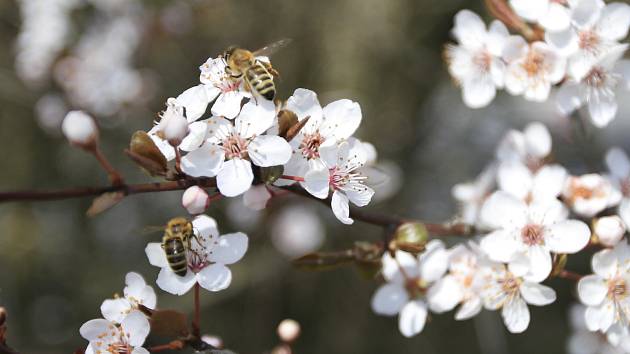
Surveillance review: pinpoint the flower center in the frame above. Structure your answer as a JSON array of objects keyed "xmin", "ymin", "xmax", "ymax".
[
  {"xmin": 584, "ymin": 67, "xmax": 608, "ymax": 88},
  {"xmin": 299, "ymin": 132, "xmax": 324, "ymax": 160},
  {"xmin": 522, "ymin": 50, "xmax": 545, "ymax": 77},
  {"xmin": 521, "ymin": 224, "xmax": 545, "ymax": 246},
  {"xmin": 473, "ymin": 50, "xmax": 492, "ymax": 73},
  {"xmin": 500, "ymin": 273, "xmax": 521, "ymax": 296},
  {"xmin": 579, "ymin": 30, "xmax": 600, "ymax": 53},
  {"xmin": 621, "ymin": 178, "xmax": 630, "ymax": 197},
  {"xmin": 222, "ymin": 133, "xmax": 249, "ymax": 160},
  {"xmin": 608, "ymin": 277, "xmax": 628, "ymax": 300}
]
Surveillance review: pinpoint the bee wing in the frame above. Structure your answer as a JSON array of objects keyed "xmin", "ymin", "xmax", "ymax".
[
  {"xmin": 138, "ymin": 225, "xmax": 166, "ymax": 236},
  {"xmin": 252, "ymin": 38, "xmax": 292, "ymax": 57}
]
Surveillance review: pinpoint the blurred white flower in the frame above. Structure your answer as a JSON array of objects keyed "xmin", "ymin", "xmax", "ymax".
[
  {"xmin": 280, "ymin": 89, "xmax": 362, "ymax": 185},
  {"xmin": 243, "ymin": 185, "xmax": 272, "ymax": 211},
  {"xmin": 546, "ymin": 0, "xmax": 630, "ymax": 80},
  {"xmin": 495, "ymin": 122, "xmax": 552, "ymax": 167},
  {"xmin": 567, "ymin": 304, "xmax": 625, "ymax": 354},
  {"xmin": 562, "ymin": 174, "xmax": 622, "ymax": 218},
  {"xmin": 452, "ymin": 164, "xmax": 497, "ymax": 225},
  {"xmin": 199, "ymin": 57, "xmax": 250, "ymax": 119},
  {"xmin": 304, "ymin": 139, "xmax": 375, "ymax": 224},
  {"xmin": 145, "ymin": 215, "xmax": 248, "ymax": 295},
  {"xmin": 80, "ymin": 311, "xmax": 150, "ymax": 354},
  {"xmin": 370, "ymin": 241, "xmax": 449, "ymax": 337},
  {"xmin": 606, "ymin": 147, "xmax": 630, "ymax": 228},
  {"xmin": 503, "ymin": 39, "xmax": 567, "ymax": 102},
  {"xmin": 100, "ymin": 272, "xmax": 156, "ymax": 324},
  {"xmin": 62, "ymin": 110, "xmax": 98, "ymax": 146},
  {"xmin": 578, "ymin": 241, "xmax": 630, "ymax": 333},
  {"xmin": 271, "ymin": 205, "xmax": 325, "ymax": 258},
  {"xmin": 480, "ymin": 262, "xmax": 556, "ymax": 333},
  {"xmin": 182, "ymin": 186, "xmax": 210, "ymax": 215},
  {"xmin": 594, "ymin": 216, "xmax": 627, "ymax": 247},
  {"xmin": 497, "ymin": 161, "xmax": 567, "ymax": 204},
  {"xmin": 181, "ymin": 101, "xmax": 290, "ymax": 197},
  {"xmin": 480, "ymin": 191, "xmax": 590, "ymax": 281},
  {"xmin": 277, "ymin": 319, "xmax": 301, "ymax": 343},
  {"xmin": 557, "ymin": 44, "xmax": 630, "ymax": 128},
  {"xmin": 445, "ymin": 10, "xmax": 510, "ymax": 108},
  {"xmin": 510, "ymin": 0, "xmax": 571, "ymax": 32},
  {"xmin": 35, "ymin": 94, "xmax": 68, "ymax": 135}
]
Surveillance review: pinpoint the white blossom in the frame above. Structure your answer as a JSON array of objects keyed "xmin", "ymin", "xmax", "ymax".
[
  {"xmin": 497, "ymin": 161, "xmax": 567, "ymax": 204},
  {"xmin": 606, "ymin": 148, "xmax": 630, "ymax": 229},
  {"xmin": 595, "ymin": 216, "xmax": 627, "ymax": 247},
  {"xmin": 199, "ymin": 57, "xmax": 250, "ymax": 119},
  {"xmin": 578, "ymin": 241, "xmax": 630, "ymax": 333},
  {"xmin": 495, "ymin": 122, "xmax": 552, "ymax": 167},
  {"xmin": 62, "ymin": 110, "xmax": 98, "ymax": 146},
  {"xmin": 445, "ymin": 10, "xmax": 510, "ymax": 108},
  {"xmin": 180, "ymin": 101, "xmax": 290, "ymax": 197},
  {"xmin": 80, "ymin": 311, "xmax": 150, "ymax": 354},
  {"xmin": 480, "ymin": 191, "xmax": 590, "ymax": 282},
  {"xmin": 562, "ymin": 174, "xmax": 622, "ymax": 218},
  {"xmin": 480, "ymin": 262, "xmax": 556, "ymax": 333},
  {"xmin": 452, "ymin": 163, "xmax": 497, "ymax": 225},
  {"xmin": 271, "ymin": 205, "xmax": 325, "ymax": 258},
  {"xmin": 370, "ymin": 241, "xmax": 449, "ymax": 337},
  {"xmin": 100, "ymin": 272, "xmax": 156, "ymax": 324},
  {"xmin": 503, "ymin": 38, "xmax": 567, "ymax": 102},
  {"xmin": 181, "ymin": 186, "xmax": 210, "ymax": 215},
  {"xmin": 557, "ymin": 44, "xmax": 630, "ymax": 128},
  {"xmin": 145, "ymin": 215, "xmax": 248, "ymax": 295},
  {"xmin": 303, "ymin": 139, "xmax": 374, "ymax": 224},
  {"xmin": 567, "ymin": 304, "xmax": 625, "ymax": 354},
  {"xmin": 510, "ymin": 0, "xmax": 571, "ymax": 32}
]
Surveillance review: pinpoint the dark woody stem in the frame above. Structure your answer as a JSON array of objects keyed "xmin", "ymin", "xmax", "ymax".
[{"xmin": 91, "ymin": 146, "xmax": 125, "ymax": 186}]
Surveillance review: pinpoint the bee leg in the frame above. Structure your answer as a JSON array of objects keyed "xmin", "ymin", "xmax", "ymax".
[
  {"xmin": 243, "ymin": 76, "xmax": 258, "ymax": 105},
  {"xmin": 261, "ymin": 61, "xmax": 280, "ymax": 77}
]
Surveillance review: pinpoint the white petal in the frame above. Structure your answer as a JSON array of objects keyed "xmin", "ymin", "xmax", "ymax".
[
  {"xmin": 179, "ymin": 121, "xmax": 208, "ymax": 152},
  {"xmin": 371, "ymin": 283, "xmax": 409, "ymax": 316},
  {"xmin": 497, "ymin": 161, "xmax": 533, "ymax": 200},
  {"xmin": 545, "ymin": 220, "xmax": 591, "ymax": 254},
  {"xmin": 597, "ymin": 3, "xmax": 630, "ymax": 41},
  {"xmin": 523, "ymin": 245, "xmax": 552, "ymax": 282},
  {"xmin": 462, "ymin": 77, "xmax": 496, "ymax": 109},
  {"xmin": 428, "ymin": 275, "xmax": 463, "ymax": 313},
  {"xmin": 181, "ymin": 143, "xmax": 224, "ymax": 178},
  {"xmin": 587, "ymin": 95, "xmax": 618, "ymax": 128},
  {"xmin": 382, "ymin": 251, "xmax": 419, "ymax": 282},
  {"xmin": 398, "ymin": 300, "xmax": 428, "ymax": 337},
  {"xmin": 480, "ymin": 230, "xmax": 520, "ymax": 263},
  {"xmin": 502, "ymin": 297, "xmax": 530, "ymax": 333},
  {"xmin": 524, "ymin": 122, "xmax": 552, "ymax": 159},
  {"xmin": 208, "ymin": 232, "xmax": 248, "ymax": 265},
  {"xmin": 578, "ymin": 275, "xmax": 608, "ymax": 306},
  {"xmin": 320, "ymin": 99, "xmax": 362, "ymax": 141},
  {"xmin": 539, "ymin": 3, "xmax": 571, "ymax": 32},
  {"xmin": 145, "ymin": 242, "xmax": 169, "ymax": 268},
  {"xmin": 285, "ymin": 88, "xmax": 323, "ymax": 122},
  {"xmin": 509, "ymin": 0, "xmax": 547, "ymax": 22},
  {"xmin": 452, "ymin": 10, "xmax": 488, "ymax": 49},
  {"xmin": 248, "ymin": 135, "xmax": 292, "ymax": 167},
  {"xmin": 606, "ymin": 148, "xmax": 630, "ymax": 180},
  {"xmin": 156, "ymin": 267, "xmax": 196, "ymax": 296},
  {"xmin": 331, "ymin": 191, "xmax": 353, "ymax": 224},
  {"xmin": 132, "ymin": 348, "xmax": 150, "ymax": 354},
  {"xmin": 216, "ymin": 158, "xmax": 254, "ymax": 197},
  {"xmin": 100, "ymin": 298, "xmax": 130, "ymax": 323},
  {"xmin": 592, "ymin": 248, "xmax": 618, "ymax": 278},
  {"xmin": 480, "ymin": 191, "xmax": 528, "ymax": 229},
  {"xmin": 556, "ymin": 82, "xmax": 583, "ymax": 115},
  {"xmin": 177, "ymin": 85, "xmax": 210, "ymax": 122},
  {"xmin": 345, "ymin": 186, "xmax": 375, "ymax": 207},
  {"xmin": 304, "ymin": 167, "xmax": 330, "ymax": 199},
  {"xmin": 519, "ymin": 282, "xmax": 556, "ymax": 305},
  {"xmin": 236, "ymin": 100, "xmax": 276, "ymax": 137},
  {"xmin": 80, "ymin": 319, "xmax": 110, "ymax": 341},
  {"xmin": 455, "ymin": 297, "xmax": 483, "ymax": 320},
  {"xmin": 192, "ymin": 214, "xmax": 219, "ymax": 239},
  {"xmin": 197, "ymin": 263, "xmax": 232, "ymax": 292},
  {"xmin": 585, "ymin": 302, "xmax": 615, "ymax": 332},
  {"xmin": 243, "ymin": 185, "xmax": 272, "ymax": 210},
  {"xmin": 620, "ymin": 199, "xmax": 630, "ymax": 229},
  {"xmin": 212, "ymin": 91, "xmax": 245, "ymax": 119},
  {"xmin": 121, "ymin": 311, "xmax": 150, "ymax": 347},
  {"xmin": 571, "ymin": 0, "xmax": 605, "ymax": 27},
  {"xmin": 531, "ymin": 164, "xmax": 567, "ymax": 201},
  {"xmin": 149, "ymin": 134, "xmax": 176, "ymax": 161},
  {"xmin": 420, "ymin": 240, "xmax": 449, "ymax": 282}
]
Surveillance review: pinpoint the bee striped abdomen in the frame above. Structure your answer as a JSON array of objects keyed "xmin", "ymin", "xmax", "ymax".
[
  {"xmin": 163, "ymin": 238, "xmax": 188, "ymax": 276},
  {"xmin": 247, "ymin": 62, "xmax": 275, "ymax": 100}
]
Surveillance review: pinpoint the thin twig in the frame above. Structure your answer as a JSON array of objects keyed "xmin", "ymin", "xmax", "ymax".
[
  {"xmin": 91, "ymin": 147, "xmax": 124, "ymax": 186},
  {"xmin": 556, "ymin": 270, "xmax": 584, "ymax": 282},
  {"xmin": 192, "ymin": 283, "xmax": 201, "ymax": 338}
]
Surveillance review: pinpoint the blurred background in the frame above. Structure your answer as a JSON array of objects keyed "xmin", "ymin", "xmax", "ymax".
[{"xmin": 1, "ymin": 0, "xmax": 630, "ymax": 353}]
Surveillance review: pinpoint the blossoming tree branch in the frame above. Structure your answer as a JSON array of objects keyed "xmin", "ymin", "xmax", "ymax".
[{"xmin": 2, "ymin": 0, "xmax": 630, "ymax": 352}]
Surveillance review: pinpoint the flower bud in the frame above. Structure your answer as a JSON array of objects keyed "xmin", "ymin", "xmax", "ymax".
[
  {"xmin": 594, "ymin": 215, "xmax": 626, "ymax": 247},
  {"xmin": 182, "ymin": 186, "xmax": 209, "ymax": 214},
  {"xmin": 392, "ymin": 222, "xmax": 428, "ymax": 254},
  {"xmin": 127, "ymin": 131, "xmax": 168, "ymax": 176},
  {"xmin": 277, "ymin": 319, "xmax": 300, "ymax": 343},
  {"xmin": 201, "ymin": 335, "xmax": 223, "ymax": 349},
  {"xmin": 61, "ymin": 110, "xmax": 98, "ymax": 148},
  {"xmin": 158, "ymin": 98, "xmax": 188, "ymax": 146}
]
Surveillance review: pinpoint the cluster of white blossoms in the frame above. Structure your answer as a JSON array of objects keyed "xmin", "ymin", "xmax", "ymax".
[
  {"xmin": 446, "ymin": 1, "xmax": 630, "ymax": 128},
  {"xmin": 79, "ymin": 272, "xmax": 156, "ymax": 354},
  {"xmin": 372, "ymin": 121, "xmax": 630, "ymax": 338},
  {"xmin": 149, "ymin": 53, "xmax": 381, "ymax": 224}
]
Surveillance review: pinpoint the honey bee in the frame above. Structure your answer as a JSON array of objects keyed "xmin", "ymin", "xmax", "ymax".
[
  {"xmin": 222, "ymin": 39, "xmax": 291, "ymax": 101},
  {"xmin": 161, "ymin": 217, "xmax": 195, "ymax": 277}
]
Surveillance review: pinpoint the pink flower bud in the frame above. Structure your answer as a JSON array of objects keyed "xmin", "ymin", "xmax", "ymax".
[
  {"xmin": 594, "ymin": 215, "xmax": 626, "ymax": 247},
  {"xmin": 158, "ymin": 98, "xmax": 188, "ymax": 146},
  {"xmin": 61, "ymin": 110, "xmax": 98, "ymax": 147},
  {"xmin": 182, "ymin": 186, "xmax": 209, "ymax": 214},
  {"xmin": 277, "ymin": 319, "xmax": 300, "ymax": 343}
]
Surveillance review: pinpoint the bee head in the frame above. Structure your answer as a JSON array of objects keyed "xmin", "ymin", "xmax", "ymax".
[
  {"xmin": 167, "ymin": 217, "xmax": 192, "ymax": 235},
  {"xmin": 226, "ymin": 48, "xmax": 255, "ymax": 70}
]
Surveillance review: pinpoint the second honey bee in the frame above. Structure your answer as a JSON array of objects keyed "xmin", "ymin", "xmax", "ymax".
[
  {"xmin": 161, "ymin": 217, "xmax": 195, "ymax": 277},
  {"xmin": 222, "ymin": 39, "xmax": 291, "ymax": 101}
]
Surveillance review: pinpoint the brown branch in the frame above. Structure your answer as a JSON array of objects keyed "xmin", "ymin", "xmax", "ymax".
[
  {"xmin": 91, "ymin": 147, "xmax": 124, "ymax": 186},
  {"xmin": 0, "ymin": 179, "xmax": 216, "ymax": 203},
  {"xmin": 556, "ymin": 270, "xmax": 584, "ymax": 282},
  {"xmin": 192, "ymin": 283, "xmax": 201, "ymax": 338}
]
